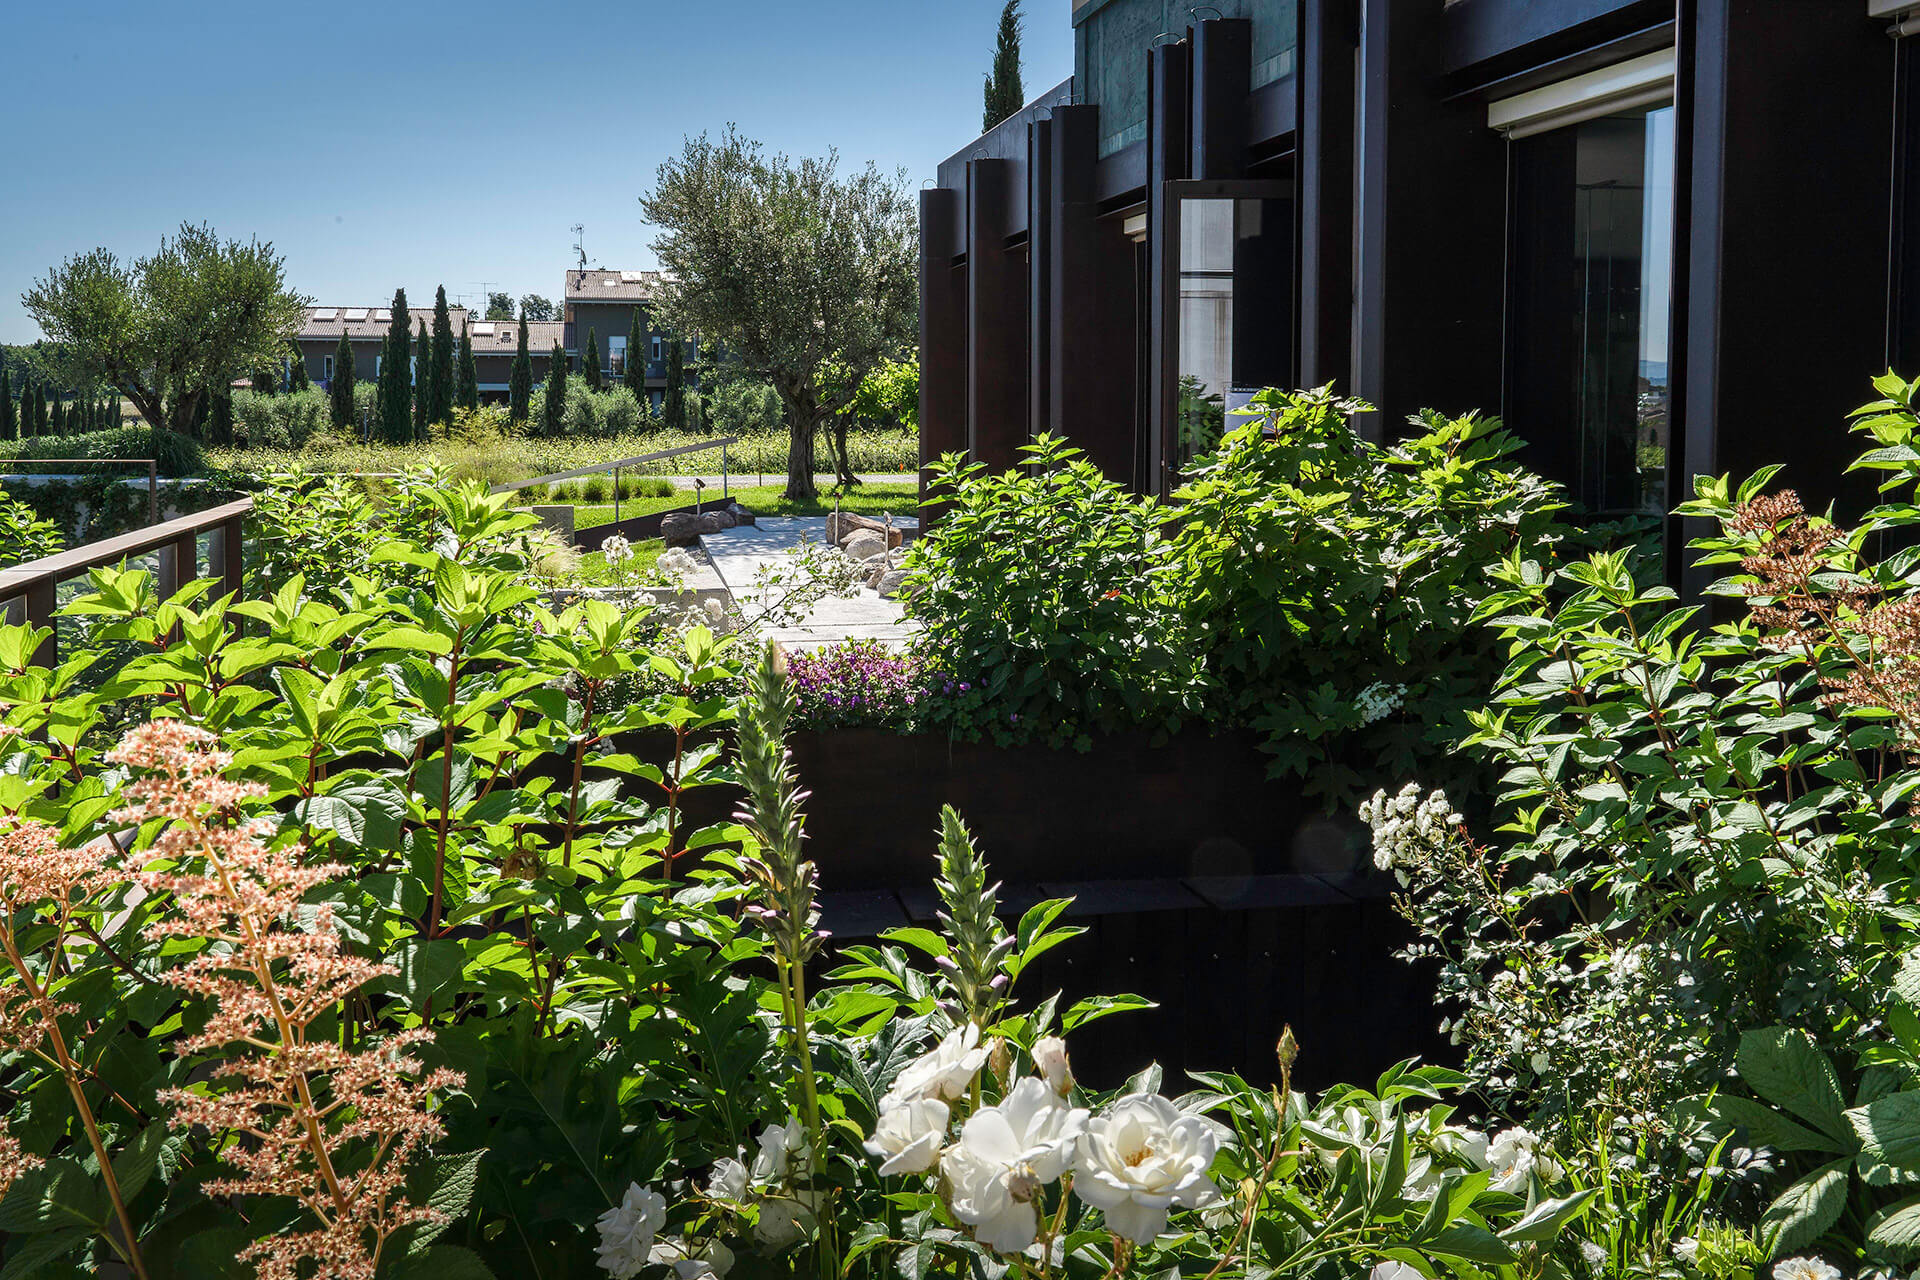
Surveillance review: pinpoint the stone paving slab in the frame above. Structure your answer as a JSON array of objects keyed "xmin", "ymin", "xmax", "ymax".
[{"xmin": 700, "ymin": 516, "xmax": 920, "ymax": 648}]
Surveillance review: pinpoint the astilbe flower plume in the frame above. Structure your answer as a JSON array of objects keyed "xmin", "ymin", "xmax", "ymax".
[{"xmin": 108, "ymin": 720, "xmax": 462, "ymax": 1280}]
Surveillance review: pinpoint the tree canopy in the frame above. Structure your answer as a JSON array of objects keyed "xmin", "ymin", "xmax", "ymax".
[
  {"xmin": 519, "ymin": 294, "xmax": 556, "ymax": 322},
  {"xmin": 984, "ymin": 2, "xmax": 1026, "ymax": 131},
  {"xmin": 641, "ymin": 127, "xmax": 916, "ymax": 498},
  {"xmin": 484, "ymin": 291, "xmax": 515, "ymax": 321},
  {"xmin": 20, "ymin": 223, "xmax": 308, "ymax": 439}
]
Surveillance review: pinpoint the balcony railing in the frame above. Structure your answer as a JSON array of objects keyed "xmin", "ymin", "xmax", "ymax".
[{"xmin": 0, "ymin": 497, "xmax": 252, "ymax": 666}]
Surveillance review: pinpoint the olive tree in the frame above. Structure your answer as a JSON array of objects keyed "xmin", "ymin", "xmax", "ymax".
[
  {"xmin": 641, "ymin": 127, "xmax": 916, "ymax": 499},
  {"xmin": 21, "ymin": 223, "xmax": 309, "ymax": 440}
]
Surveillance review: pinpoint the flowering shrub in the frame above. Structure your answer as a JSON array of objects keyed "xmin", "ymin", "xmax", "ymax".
[{"xmin": 784, "ymin": 639, "xmax": 928, "ymax": 729}]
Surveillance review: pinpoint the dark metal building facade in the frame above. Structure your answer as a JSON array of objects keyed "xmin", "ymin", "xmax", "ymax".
[{"xmin": 922, "ymin": 0, "xmax": 1919, "ymax": 579}]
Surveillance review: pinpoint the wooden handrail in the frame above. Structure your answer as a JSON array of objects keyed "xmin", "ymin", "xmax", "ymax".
[{"xmin": 0, "ymin": 497, "xmax": 253, "ymax": 666}]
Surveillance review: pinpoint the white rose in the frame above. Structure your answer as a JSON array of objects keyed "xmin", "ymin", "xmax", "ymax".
[
  {"xmin": 1073, "ymin": 1093, "xmax": 1222, "ymax": 1245},
  {"xmin": 1371, "ymin": 1263, "xmax": 1425, "ymax": 1280},
  {"xmin": 1673, "ymin": 1238, "xmax": 1699, "ymax": 1264},
  {"xmin": 865, "ymin": 1096, "xmax": 949, "ymax": 1175},
  {"xmin": 1433, "ymin": 1126, "xmax": 1490, "ymax": 1168},
  {"xmin": 885, "ymin": 1023, "xmax": 992, "ymax": 1106},
  {"xmin": 593, "ymin": 1182, "xmax": 667, "ymax": 1279},
  {"xmin": 754, "ymin": 1190, "xmax": 821, "ymax": 1251},
  {"xmin": 648, "ymin": 1235, "xmax": 736, "ymax": 1280},
  {"xmin": 705, "ymin": 1155, "xmax": 749, "ymax": 1202},
  {"xmin": 942, "ymin": 1077, "xmax": 1089, "ymax": 1254},
  {"xmin": 1033, "ymin": 1036, "xmax": 1074, "ymax": 1095},
  {"xmin": 1485, "ymin": 1127, "xmax": 1553, "ymax": 1193},
  {"xmin": 751, "ymin": 1117, "xmax": 809, "ymax": 1185},
  {"xmin": 1773, "ymin": 1259, "xmax": 1842, "ymax": 1280}
]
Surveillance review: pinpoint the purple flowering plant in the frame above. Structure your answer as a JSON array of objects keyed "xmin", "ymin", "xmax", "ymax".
[{"xmin": 784, "ymin": 640, "xmax": 934, "ymax": 731}]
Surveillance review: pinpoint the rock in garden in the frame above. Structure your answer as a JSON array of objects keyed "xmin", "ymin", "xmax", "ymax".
[
  {"xmin": 660, "ymin": 513, "xmax": 702, "ymax": 546},
  {"xmin": 698, "ymin": 511, "xmax": 731, "ymax": 535},
  {"xmin": 730, "ymin": 503, "xmax": 756, "ymax": 527},
  {"xmin": 875, "ymin": 569, "xmax": 910, "ymax": 599},
  {"xmin": 843, "ymin": 530, "xmax": 887, "ymax": 561}
]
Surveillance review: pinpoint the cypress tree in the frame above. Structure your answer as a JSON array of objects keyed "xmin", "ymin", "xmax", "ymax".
[
  {"xmin": 103, "ymin": 395, "xmax": 116, "ymax": 429},
  {"xmin": 623, "ymin": 308, "xmax": 645, "ymax": 396},
  {"xmin": 0, "ymin": 369, "xmax": 14, "ymax": 442},
  {"xmin": 377, "ymin": 288, "xmax": 413, "ymax": 443},
  {"xmin": 253, "ymin": 366, "xmax": 276, "ymax": 395},
  {"xmin": 508, "ymin": 316, "xmax": 532, "ymax": 424},
  {"xmin": 542, "ymin": 341, "xmax": 568, "ymax": 435},
  {"xmin": 983, "ymin": 1, "xmax": 1025, "ymax": 131},
  {"xmin": 429, "ymin": 286, "xmax": 455, "ymax": 426},
  {"xmin": 665, "ymin": 336, "xmax": 686, "ymax": 431},
  {"xmin": 35, "ymin": 386, "xmax": 49, "ymax": 437},
  {"xmin": 50, "ymin": 397, "xmax": 64, "ymax": 436},
  {"xmin": 288, "ymin": 343, "xmax": 311, "ymax": 393},
  {"xmin": 414, "ymin": 320, "xmax": 431, "ymax": 439},
  {"xmin": 330, "ymin": 332, "xmax": 356, "ymax": 428},
  {"xmin": 584, "ymin": 328, "xmax": 602, "ymax": 392},
  {"xmin": 456, "ymin": 324, "xmax": 478, "ymax": 412}
]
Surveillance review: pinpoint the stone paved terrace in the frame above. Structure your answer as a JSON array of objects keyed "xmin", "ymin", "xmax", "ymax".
[{"xmin": 700, "ymin": 516, "xmax": 919, "ymax": 649}]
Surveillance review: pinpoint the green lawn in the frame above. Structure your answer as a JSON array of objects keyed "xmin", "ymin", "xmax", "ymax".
[{"xmin": 568, "ymin": 481, "xmax": 921, "ymax": 531}]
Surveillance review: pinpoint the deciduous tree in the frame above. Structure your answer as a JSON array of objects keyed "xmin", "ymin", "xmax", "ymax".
[
  {"xmin": 485, "ymin": 291, "xmax": 514, "ymax": 321},
  {"xmin": 642, "ymin": 127, "xmax": 916, "ymax": 498},
  {"xmin": 519, "ymin": 293, "xmax": 555, "ymax": 322},
  {"xmin": 20, "ymin": 223, "xmax": 308, "ymax": 440}
]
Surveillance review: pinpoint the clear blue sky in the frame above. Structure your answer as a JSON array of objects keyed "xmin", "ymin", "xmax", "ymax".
[{"xmin": 0, "ymin": 1, "xmax": 1072, "ymax": 343}]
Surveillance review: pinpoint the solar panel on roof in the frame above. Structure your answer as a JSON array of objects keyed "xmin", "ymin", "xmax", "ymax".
[
  {"xmin": 473, "ymin": 323, "xmax": 495, "ymax": 337},
  {"xmin": 310, "ymin": 308, "xmax": 337, "ymax": 321},
  {"xmin": 371, "ymin": 309, "xmax": 388, "ymax": 322},
  {"xmin": 620, "ymin": 270, "xmax": 645, "ymax": 282},
  {"xmin": 342, "ymin": 308, "xmax": 368, "ymax": 321}
]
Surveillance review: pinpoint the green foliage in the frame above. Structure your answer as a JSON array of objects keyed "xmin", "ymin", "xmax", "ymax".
[
  {"xmin": 378, "ymin": 288, "xmax": 413, "ymax": 444},
  {"xmin": 623, "ymin": 308, "xmax": 645, "ymax": 398},
  {"xmin": 456, "ymin": 322, "xmax": 478, "ymax": 412},
  {"xmin": 331, "ymin": 330, "xmax": 357, "ymax": 429},
  {"xmin": 0, "ymin": 367, "xmax": 14, "ymax": 441},
  {"xmin": 541, "ymin": 342, "xmax": 567, "ymax": 436},
  {"xmin": 642, "ymin": 125, "xmax": 916, "ymax": 498},
  {"xmin": 430, "ymin": 286, "xmax": 455, "ymax": 427},
  {"xmin": 413, "ymin": 320, "xmax": 430, "ymax": 439},
  {"xmin": 232, "ymin": 387, "xmax": 330, "ymax": 449},
  {"xmin": 6, "ymin": 424, "xmax": 203, "ymax": 476},
  {"xmin": 20, "ymin": 221, "xmax": 309, "ymax": 440},
  {"xmin": 982, "ymin": 0, "xmax": 1025, "ymax": 131},
  {"xmin": 664, "ymin": 334, "xmax": 686, "ymax": 431},
  {"xmin": 518, "ymin": 293, "xmax": 555, "ymax": 322},
  {"xmin": 844, "ymin": 351, "xmax": 918, "ymax": 430},
  {"xmin": 508, "ymin": 317, "xmax": 531, "ymax": 424},
  {"xmin": 584, "ymin": 326, "xmax": 601, "ymax": 392},
  {"xmin": 706, "ymin": 373, "xmax": 783, "ymax": 436},
  {"xmin": 485, "ymin": 291, "xmax": 514, "ymax": 321},
  {"xmin": 287, "ymin": 342, "xmax": 310, "ymax": 392},
  {"xmin": 562, "ymin": 382, "xmax": 650, "ymax": 437},
  {"xmin": 0, "ymin": 488, "xmax": 62, "ymax": 564}
]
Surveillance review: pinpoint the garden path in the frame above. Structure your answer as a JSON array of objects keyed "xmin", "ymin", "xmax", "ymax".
[{"xmin": 702, "ymin": 516, "xmax": 919, "ymax": 650}]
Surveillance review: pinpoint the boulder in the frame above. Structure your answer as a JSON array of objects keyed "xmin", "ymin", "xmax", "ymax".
[
  {"xmin": 842, "ymin": 530, "xmax": 887, "ymax": 562},
  {"xmin": 660, "ymin": 513, "xmax": 703, "ymax": 546},
  {"xmin": 875, "ymin": 569, "xmax": 911, "ymax": 599},
  {"xmin": 730, "ymin": 503, "xmax": 756, "ymax": 527},
  {"xmin": 829, "ymin": 511, "xmax": 904, "ymax": 549},
  {"xmin": 698, "ymin": 511, "xmax": 733, "ymax": 535}
]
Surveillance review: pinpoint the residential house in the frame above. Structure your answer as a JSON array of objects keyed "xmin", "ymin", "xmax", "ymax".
[
  {"xmin": 925, "ymin": 0, "xmax": 1909, "ymax": 590},
  {"xmin": 561, "ymin": 268, "xmax": 696, "ymax": 412}
]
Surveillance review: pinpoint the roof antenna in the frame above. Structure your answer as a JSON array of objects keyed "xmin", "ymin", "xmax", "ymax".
[{"xmin": 571, "ymin": 224, "xmax": 588, "ymax": 280}]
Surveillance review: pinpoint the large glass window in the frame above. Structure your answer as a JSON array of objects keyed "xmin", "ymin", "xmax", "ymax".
[
  {"xmin": 1508, "ymin": 105, "xmax": 1676, "ymax": 519},
  {"xmin": 1173, "ymin": 194, "xmax": 1292, "ymax": 467},
  {"xmin": 607, "ymin": 334, "xmax": 627, "ymax": 376}
]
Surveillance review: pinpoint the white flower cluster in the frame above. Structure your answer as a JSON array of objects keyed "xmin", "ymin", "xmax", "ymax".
[
  {"xmin": 863, "ymin": 1027, "xmax": 1220, "ymax": 1254},
  {"xmin": 1358, "ymin": 782, "xmax": 1462, "ymax": 872},
  {"xmin": 1354, "ymin": 681, "xmax": 1406, "ymax": 724},
  {"xmin": 657, "ymin": 546, "xmax": 699, "ymax": 581},
  {"xmin": 601, "ymin": 534, "xmax": 634, "ymax": 566},
  {"xmin": 1773, "ymin": 1258, "xmax": 1842, "ymax": 1280}
]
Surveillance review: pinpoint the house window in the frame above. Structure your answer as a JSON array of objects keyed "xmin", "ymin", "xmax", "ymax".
[
  {"xmin": 649, "ymin": 336, "xmax": 664, "ymax": 363},
  {"xmin": 322, "ymin": 354, "xmax": 334, "ymax": 383},
  {"xmin": 607, "ymin": 335, "xmax": 627, "ymax": 376},
  {"xmin": 1506, "ymin": 102, "xmax": 1677, "ymax": 520}
]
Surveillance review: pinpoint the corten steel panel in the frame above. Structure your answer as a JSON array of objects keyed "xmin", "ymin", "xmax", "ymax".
[
  {"xmin": 1049, "ymin": 106, "xmax": 1142, "ymax": 483},
  {"xmin": 918, "ymin": 189, "xmax": 967, "ymax": 511},
  {"xmin": 1298, "ymin": 0, "xmax": 1357, "ymax": 389},
  {"xmin": 1193, "ymin": 18, "xmax": 1253, "ymax": 180},
  {"xmin": 1146, "ymin": 39, "xmax": 1192, "ymax": 496},
  {"xmin": 1440, "ymin": 0, "xmax": 1670, "ymax": 83},
  {"xmin": 1353, "ymin": 0, "xmax": 1507, "ymax": 440},
  {"xmin": 1029, "ymin": 116, "xmax": 1055, "ymax": 441},
  {"xmin": 966, "ymin": 160, "xmax": 1029, "ymax": 471},
  {"xmin": 1678, "ymin": 1, "xmax": 1892, "ymax": 597}
]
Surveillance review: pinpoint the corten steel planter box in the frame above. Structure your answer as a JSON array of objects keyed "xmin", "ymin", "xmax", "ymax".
[{"xmin": 785, "ymin": 727, "xmax": 1367, "ymax": 888}]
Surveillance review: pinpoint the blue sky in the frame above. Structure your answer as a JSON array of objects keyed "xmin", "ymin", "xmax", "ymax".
[{"xmin": 0, "ymin": 2, "xmax": 1073, "ymax": 343}]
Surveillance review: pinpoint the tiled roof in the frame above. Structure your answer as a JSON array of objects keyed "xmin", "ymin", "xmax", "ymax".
[
  {"xmin": 563, "ymin": 269, "xmax": 666, "ymax": 302},
  {"xmin": 300, "ymin": 304, "xmax": 469, "ymax": 341},
  {"xmin": 468, "ymin": 319, "xmax": 566, "ymax": 353}
]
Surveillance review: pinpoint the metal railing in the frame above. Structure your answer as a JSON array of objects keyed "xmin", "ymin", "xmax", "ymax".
[
  {"xmin": 0, "ymin": 497, "xmax": 252, "ymax": 666},
  {"xmin": 489, "ymin": 436, "xmax": 738, "ymax": 524},
  {"xmin": 0, "ymin": 458, "xmax": 162, "ymax": 524}
]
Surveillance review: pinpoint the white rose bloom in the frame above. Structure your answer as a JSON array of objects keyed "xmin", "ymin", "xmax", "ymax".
[
  {"xmin": 752, "ymin": 1116, "xmax": 810, "ymax": 1184},
  {"xmin": 885, "ymin": 1023, "xmax": 993, "ymax": 1106},
  {"xmin": 1673, "ymin": 1238, "xmax": 1700, "ymax": 1264},
  {"xmin": 754, "ymin": 1191, "xmax": 821, "ymax": 1251},
  {"xmin": 648, "ymin": 1236, "xmax": 736, "ymax": 1280},
  {"xmin": 1403, "ymin": 1153, "xmax": 1443, "ymax": 1202},
  {"xmin": 1073, "ymin": 1093, "xmax": 1222, "ymax": 1245},
  {"xmin": 1033, "ymin": 1036, "xmax": 1074, "ymax": 1095},
  {"xmin": 1485, "ymin": 1127, "xmax": 1552, "ymax": 1193},
  {"xmin": 593, "ymin": 1182, "xmax": 667, "ymax": 1279},
  {"xmin": 942, "ymin": 1078, "xmax": 1089, "ymax": 1254},
  {"xmin": 1773, "ymin": 1259, "xmax": 1842, "ymax": 1280},
  {"xmin": 1433, "ymin": 1126, "xmax": 1490, "ymax": 1168},
  {"xmin": 1370, "ymin": 1263, "xmax": 1425, "ymax": 1280},
  {"xmin": 706, "ymin": 1155, "xmax": 749, "ymax": 1202},
  {"xmin": 865, "ymin": 1095, "xmax": 949, "ymax": 1175}
]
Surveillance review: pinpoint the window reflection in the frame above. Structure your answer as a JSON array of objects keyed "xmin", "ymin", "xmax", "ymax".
[
  {"xmin": 1510, "ymin": 105, "xmax": 1675, "ymax": 520},
  {"xmin": 1176, "ymin": 196, "xmax": 1292, "ymax": 468}
]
